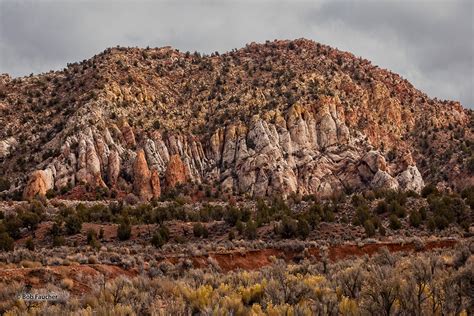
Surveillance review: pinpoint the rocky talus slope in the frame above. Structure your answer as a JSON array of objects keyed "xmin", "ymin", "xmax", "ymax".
[{"xmin": 0, "ymin": 39, "xmax": 472, "ymax": 200}]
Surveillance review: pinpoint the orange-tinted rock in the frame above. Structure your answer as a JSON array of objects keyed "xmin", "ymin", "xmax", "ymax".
[
  {"xmin": 165, "ymin": 154, "xmax": 187, "ymax": 188},
  {"xmin": 23, "ymin": 169, "xmax": 54, "ymax": 200},
  {"xmin": 150, "ymin": 168, "xmax": 161, "ymax": 199},
  {"xmin": 121, "ymin": 121, "xmax": 136, "ymax": 148},
  {"xmin": 133, "ymin": 149, "xmax": 153, "ymax": 201},
  {"xmin": 107, "ymin": 150, "xmax": 120, "ymax": 187},
  {"xmin": 86, "ymin": 142, "xmax": 107, "ymax": 188}
]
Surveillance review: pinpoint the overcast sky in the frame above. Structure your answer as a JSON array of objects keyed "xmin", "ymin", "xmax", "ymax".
[{"xmin": 1, "ymin": 0, "xmax": 473, "ymax": 108}]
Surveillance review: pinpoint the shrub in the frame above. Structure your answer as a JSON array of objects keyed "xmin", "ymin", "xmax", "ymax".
[
  {"xmin": 434, "ymin": 215, "xmax": 449, "ymax": 230},
  {"xmin": 389, "ymin": 201, "xmax": 406, "ymax": 218},
  {"xmin": 60, "ymin": 278, "xmax": 74, "ymax": 290},
  {"xmin": 88, "ymin": 255, "xmax": 98, "ymax": 264},
  {"xmin": 65, "ymin": 214, "xmax": 82, "ymax": 235},
  {"xmin": 4, "ymin": 215, "xmax": 23, "ymax": 239},
  {"xmin": 158, "ymin": 225, "xmax": 170, "ymax": 242},
  {"xmin": 236, "ymin": 220, "xmax": 245, "ymax": 235},
  {"xmin": 409, "ymin": 210, "xmax": 422, "ymax": 228},
  {"xmin": 224, "ymin": 206, "xmax": 242, "ymax": 226},
  {"xmin": 275, "ymin": 216, "xmax": 298, "ymax": 239},
  {"xmin": 297, "ymin": 219, "xmax": 310, "ymax": 239},
  {"xmin": 421, "ymin": 184, "xmax": 439, "ymax": 198},
  {"xmin": 375, "ymin": 200, "xmax": 388, "ymax": 214},
  {"xmin": 193, "ymin": 223, "xmax": 208, "ymax": 238},
  {"xmin": 53, "ymin": 236, "xmax": 66, "ymax": 247},
  {"xmin": 151, "ymin": 225, "xmax": 170, "ymax": 248},
  {"xmin": 419, "ymin": 207, "xmax": 427, "ymax": 221},
  {"xmin": 87, "ymin": 229, "xmax": 100, "ymax": 248},
  {"xmin": 244, "ymin": 220, "xmax": 257, "ymax": 240},
  {"xmin": 389, "ymin": 215, "xmax": 401, "ymax": 230},
  {"xmin": 19, "ymin": 211, "xmax": 40, "ymax": 230},
  {"xmin": 50, "ymin": 221, "xmax": 62, "ymax": 236},
  {"xmin": 0, "ymin": 177, "xmax": 10, "ymax": 191},
  {"xmin": 151, "ymin": 232, "xmax": 164, "ymax": 248},
  {"xmin": 378, "ymin": 225, "xmax": 386, "ymax": 236},
  {"xmin": 117, "ymin": 222, "xmax": 132, "ymax": 241},
  {"xmin": 363, "ymin": 219, "xmax": 376, "ymax": 237},
  {"xmin": 467, "ymin": 156, "xmax": 474, "ymax": 174},
  {"xmin": 351, "ymin": 194, "xmax": 368, "ymax": 208},
  {"xmin": 353, "ymin": 206, "xmax": 371, "ymax": 226},
  {"xmin": 25, "ymin": 237, "xmax": 35, "ymax": 251},
  {"xmin": 0, "ymin": 232, "xmax": 14, "ymax": 251}
]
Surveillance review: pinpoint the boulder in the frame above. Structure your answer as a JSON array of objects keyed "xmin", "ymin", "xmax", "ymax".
[
  {"xmin": 0, "ymin": 137, "xmax": 17, "ymax": 159},
  {"xmin": 397, "ymin": 166, "xmax": 424, "ymax": 193},
  {"xmin": 371, "ymin": 170, "xmax": 399, "ymax": 191}
]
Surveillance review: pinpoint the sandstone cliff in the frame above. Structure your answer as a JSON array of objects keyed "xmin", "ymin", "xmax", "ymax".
[{"xmin": 0, "ymin": 39, "xmax": 471, "ymax": 200}]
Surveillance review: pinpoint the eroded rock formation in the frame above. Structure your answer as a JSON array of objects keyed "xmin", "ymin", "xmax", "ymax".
[{"xmin": 0, "ymin": 39, "xmax": 468, "ymax": 200}]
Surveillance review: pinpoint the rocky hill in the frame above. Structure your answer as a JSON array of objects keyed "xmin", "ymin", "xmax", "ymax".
[{"xmin": 0, "ymin": 39, "xmax": 472, "ymax": 201}]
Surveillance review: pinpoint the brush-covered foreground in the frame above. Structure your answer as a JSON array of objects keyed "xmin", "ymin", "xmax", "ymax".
[
  {"xmin": 0, "ymin": 243, "xmax": 472, "ymax": 315},
  {"xmin": 0, "ymin": 186, "xmax": 473, "ymax": 315}
]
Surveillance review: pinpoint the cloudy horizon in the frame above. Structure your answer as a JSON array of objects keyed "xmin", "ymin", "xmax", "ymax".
[{"xmin": 1, "ymin": 0, "xmax": 473, "ymax": 107}]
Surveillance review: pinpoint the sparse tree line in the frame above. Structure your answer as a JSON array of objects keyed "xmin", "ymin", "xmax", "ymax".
[{"xmin": 0, "ymin": 185, "xmax": 473, "ymax": 251}]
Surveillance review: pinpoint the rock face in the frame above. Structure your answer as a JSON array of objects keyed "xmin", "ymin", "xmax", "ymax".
[
  {"xmin": 0, "ymin": 137, "xmax": 17, "ymax": 159},
  {"xmin": 17, "ymin": 105, "xmax": 434, "ymax": 199},
  {"xmin": 133, "ymin": 149, "xmax": 160, "ymax": 201},
  {"xmin": 165, "ymin": 154, "xmax": 187, "ymax": 189},
  {"xmin": 23, "ymin": 169, "xmax": 54, "ymax": 200},
  {"xmin": 107, "ymin": 150, "xmax": 120, "ymax": 187},
  {"xmin": 397, "ymin": 166, "xmax": 424, "ymax": 192},
  {"xmin": 1, "ymin": 39, "xmax": 471, "ymax": 200},
  {"xmin": 150, "ymin": 169, "xmax": 161, "ymax": 199}
]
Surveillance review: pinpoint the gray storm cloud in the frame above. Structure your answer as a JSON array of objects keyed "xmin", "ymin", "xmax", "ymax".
[{"xmin": 0, "ymin": 0, "xmax": 472, "ymax": 107}]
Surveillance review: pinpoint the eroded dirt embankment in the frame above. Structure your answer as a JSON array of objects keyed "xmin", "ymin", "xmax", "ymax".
[
  {"xmin": 171, "ymin": 239, "xmax": 458, "ymax": 272},
  {"xmin": 0, "ymin": 239, "xmax": 459, "ymax": 296}
]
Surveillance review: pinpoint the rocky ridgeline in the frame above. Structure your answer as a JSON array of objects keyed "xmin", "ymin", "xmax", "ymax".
[{"xmin": 0, "ymin": 39, "xmax": 471, "ymax": 201}]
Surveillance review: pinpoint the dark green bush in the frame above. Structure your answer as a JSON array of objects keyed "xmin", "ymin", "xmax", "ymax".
[
  {"xmin": 87, "ymin": 229, "xmax": 100, "ymax": 248},
  {"xmin": 4, "ymin": 215, "xmax": 23, "ymax": 239},
  {"xmin": 375, "ymin": 200, "xmax": 388, "ymax": 214},
  {"xmin": 224, "ymin": 206, "xmax": 242, "ymax": 226},
  {"xmin": 244, "ymin": 220, "xmax": 257, "ymax": 240},
  {"xmin": 389, "ymin": 201, "xmax": 406, "ymax": 218},
  {"xmin": 151, "ymin": 232, "xmax": 164, "ymax": 248},
  {"xmin": 65, "ymin": 214, "xmax": 83, "ymax": 235},
  {"xmin": 409, "ymin": 210, "xmax": 422, "ymax": 228},
  {"xmin": 19, "ymin": 211, "xmax": 40, "ymax": 230},
  {"xmin": 353, "ymin": 206, "xmax": 371, "ymax": 226},
  {"xmin": 193, "ymin": 222, "xmax": 208, "ymax": 238},
  {"xmin": 25, "ymin": 237, "xmax": 35, "ymax": 251},
  {"xmin": 53, "ymin": 235, "xmax": 65, "ymax": 247},
  {"xmin": 0, "ymin": 232, "xmax": 14, "ymax": 251},
  {"xmin": 421, "ymin": 184, "xmax": 439, "ymax": 198},
  {"xmin": 275, "ymin": 216, "xmax": 298, "ymax": 239},
  {"xmin": 117, "ymin": 221, "xmax": 132, "ymax": 241},
  {"xmin": 389, "ymin": 214, "xmax": 401, "ymax": 230},
  {"xmin": 0, "ymin": 177, "xmax": 11, "ymax": 192},
  {"xmin": 297, "ymin": 219, "xmax": 310, "ymax": 239},
  {"xmin": 363, "ymin": 219, "xmax": 376, "ymax": 237},
  {"xmin": 351, "ymin": 194, "xmax": 367, "ymax": 208}
]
